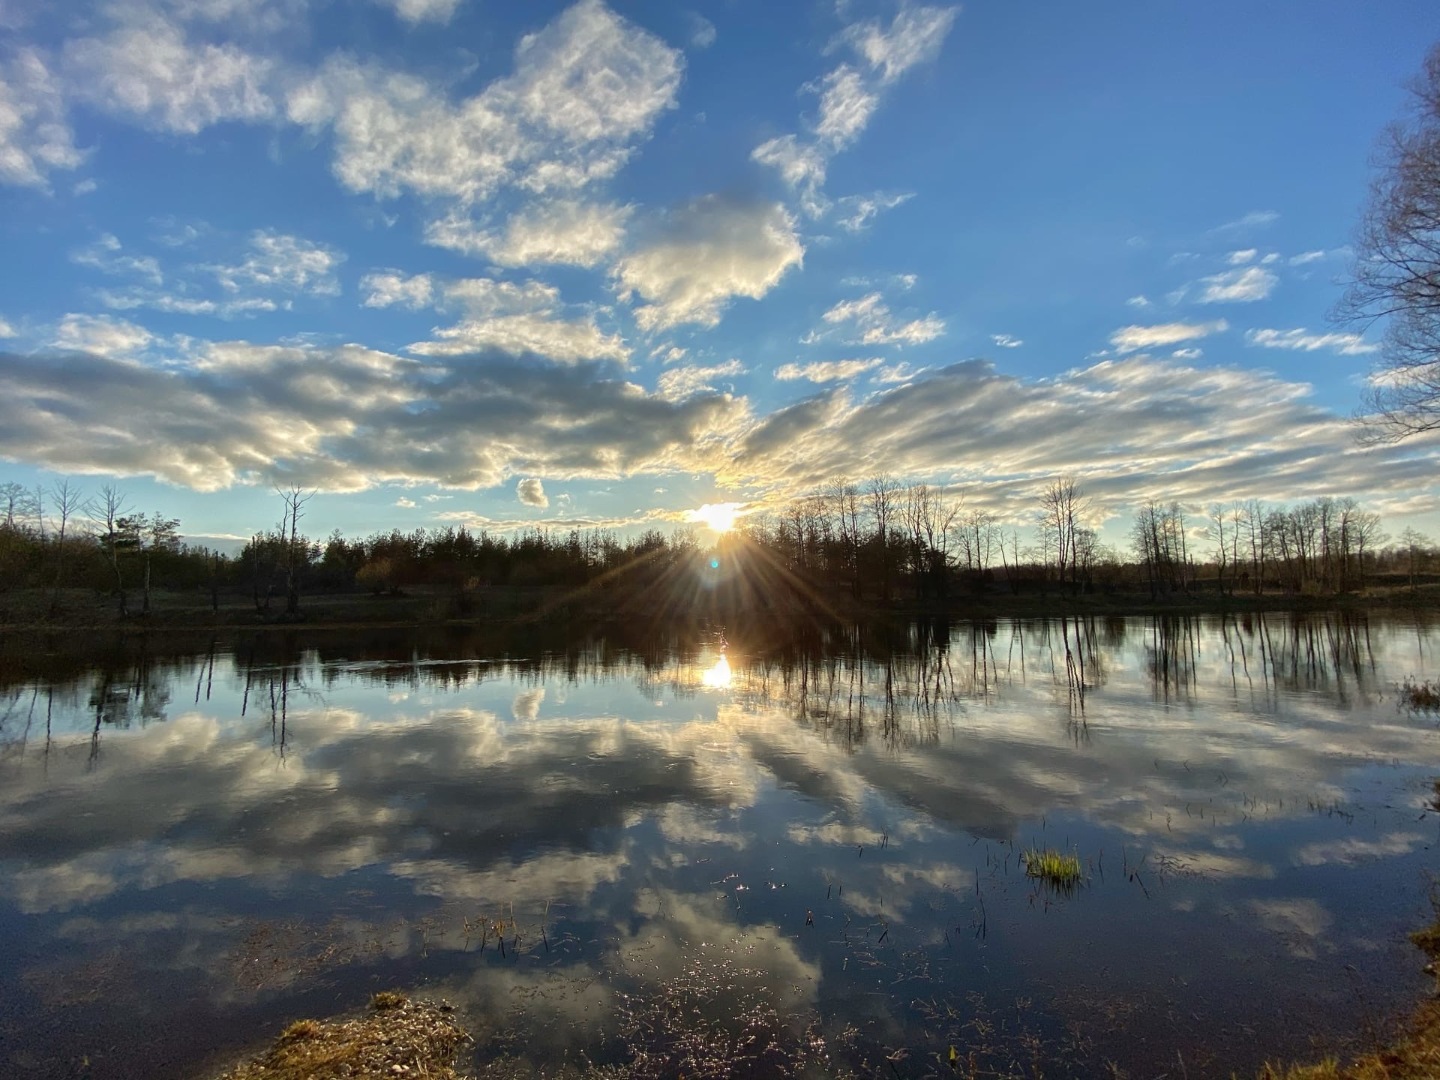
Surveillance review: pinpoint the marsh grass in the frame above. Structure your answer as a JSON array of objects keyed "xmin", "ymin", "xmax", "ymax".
[
  {"xmin": 1400, "ymin": 678, "xmax": 1440, "ymax": 712},
  {"xmin": 1022, "ymin": 848, "xmax": 1084, "ymax": 891},
  {"xmin": 217, "ymin": 992, "xmax": 470, "ymax": 1080}
]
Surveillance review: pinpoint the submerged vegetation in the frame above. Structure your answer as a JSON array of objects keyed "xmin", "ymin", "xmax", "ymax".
[{"xmin": 216, "ymin": 992, "xmax": 470, "ymax": 1080}]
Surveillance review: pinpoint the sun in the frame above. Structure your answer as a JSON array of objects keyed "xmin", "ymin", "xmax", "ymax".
[{"xmin": 688, "ymin": 502, "xmax": 741, "ymax": 535}]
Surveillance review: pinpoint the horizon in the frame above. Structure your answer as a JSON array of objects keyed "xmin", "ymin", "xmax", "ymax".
[{"xmin": 2, "ymin": 0, "xmax": 1439, "ymax": 554}]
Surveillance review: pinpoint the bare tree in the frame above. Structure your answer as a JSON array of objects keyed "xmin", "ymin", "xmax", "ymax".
[
  {"xmin": 277, "ymin": 486, "xmax": 315, "ymax": 615},
  {"xmin": 90, "ymin": 485, "xmax": 134, "ymax": 616},
  {"xmin": 1338, "ymin": 43, "xmax": 1440, "ymax": 441},
  {"xmin": 48, "ymin": 480, "xmax": 84, "ymax": 613},
  {"xmin": 866, "ymin": 474, "xmax": 898, "ymax": 603}
]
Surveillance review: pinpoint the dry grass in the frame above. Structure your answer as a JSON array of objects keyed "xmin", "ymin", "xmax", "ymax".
[
  {"xmin": 1400, "ymin": 678, "xmax": 1440, "ymax": 712},
  {"xmin": 1256, "ymin": 916, "xmax": 1440, "ymax": 1080},
  {"xmin": 216, "ymin": 992, "xmax": 470, "ymax": 1080}
]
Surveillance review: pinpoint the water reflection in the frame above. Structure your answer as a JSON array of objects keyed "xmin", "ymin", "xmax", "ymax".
[{"xmin": 0, "ymin": 613, "xmax": 1436, "ymax": 1079}]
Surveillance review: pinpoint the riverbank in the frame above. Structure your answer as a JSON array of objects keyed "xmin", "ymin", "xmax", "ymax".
[
  {"xmin": 1, "ymin": 580, "xmax": 1436, "ymax": 635},
  {"xmin": 211, "ymin": 915, "xmax": 1440, "ymax": 1079}
]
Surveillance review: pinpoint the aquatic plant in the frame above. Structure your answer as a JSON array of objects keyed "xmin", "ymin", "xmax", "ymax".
[
  {"xmin": 1021, "ymin": 847, "xmax": 1083, "ymax": 889},
  {"xmin": 1400, "ymin": 678, "xmax": 1440, "ymax": 712}
]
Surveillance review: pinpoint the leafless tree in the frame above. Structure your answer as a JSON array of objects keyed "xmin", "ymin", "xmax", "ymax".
[
  {"xmin": 90, "ymin": 485, "xmax": 134, "ymax": 616},
  {"xmin": 277, "ymin": 486, "xmax": 315, "ymax": 615},
  {"xmin": 867, "ymin": 474, "xmax": 898, "ymax": 602},
  {"xmin": 1338, "ymin": 43, "xmax": 1440, "ymax": 441},
  {"xmin": 48, "ymin": 480, "xmax": 85, "ymax": 613}
]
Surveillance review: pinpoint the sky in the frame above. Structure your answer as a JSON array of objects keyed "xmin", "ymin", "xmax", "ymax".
[{"xmin": 1, "ymin": 0, "xmax": 1438, "ymax": 551}]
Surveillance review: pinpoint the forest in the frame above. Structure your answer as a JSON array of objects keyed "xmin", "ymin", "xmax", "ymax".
[{"xmin": 0, "ymin": 476, "xmax": 1436, "ymax": 621}]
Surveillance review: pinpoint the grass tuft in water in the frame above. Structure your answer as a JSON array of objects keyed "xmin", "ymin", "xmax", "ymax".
[
  {"xmin": 1021, "ymin": 848, "xmax": 1083, "ymax": 889},
  {"xmin": 216, "ymin": 993, "xmax": 469, "ymax": 1080},
  {"xmin": 1400, "ymin": 678, "xmax": 1440, "ymax": 712}
]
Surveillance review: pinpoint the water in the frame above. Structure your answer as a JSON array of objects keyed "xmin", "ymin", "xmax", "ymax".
[{"xmin": 0, "ymin": 613, "xmax": 1436, "ymax": 1079}]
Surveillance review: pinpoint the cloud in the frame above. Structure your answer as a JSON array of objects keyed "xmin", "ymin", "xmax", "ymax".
[
  {"xmin": 991, "ymin": 333, "xmax": 1022, "ymax": 349},
  {"xmin": 64, "ymin": 16, "xmax": 276, "ymax": 134},
  {"xmin": 717, "ymin": 354, "xmax": 1440, "ymax": 514},
  {"xmin": 52, "ymin": 314, "xmax": 154, "ymax": 357},
  {"xmin": 361, "ymin": 271, "xmax": 435, "ymax": 310},
  {"xmin": 373, "ymin": 0, "xmax": 462, "ymax": 24},
  {"xmin": 1196, "ymin": 266, "xmax": 1277, "ymax": 304},
  {"xmin": 0, "ymin": 317, "xmax": 15, "ymax": 338},
  {"xmin": 687, "ymin": 12, "xmax": 716, "ymax": 49},
  {"xmin": 401, "ymin": 275, "xmax": 629, "ymax": 364},
  {"xmin": 615, "ymin": 197, "xmax": 803, "ymax": 330},
  {"xmin": 1212, "ymin": 209, "xmax": 1279, "ymax": 234},
  {"xmin": 1244, "ymin": 328, "xmax": 1379, "ymax": 356},
  {"xmin": 0, "ymin": 337, "xmax": 746, "ymax": 491},
  {"xmin": 753, "ymin": 4, "xmax": 956, "ymax": 215},
  {"xmin": 774, "ymin": 357, "xmax": 882, "ymax": 383},
  {"xmin": 1171, "ymin": 347, "xmax": 1202, "ymax": 360},
  {"xmin": 1288, "ymin": 250, "xmax": 1326, "ymax": 266},
  {"xmin": 288, "ymin": 0, "xmax": 682, "ymax": 203},
  {"xmin": 817, "ymin": 291, "xmax": 944, "ymax": 346},
  {"xmin": 72, "ymin": 234, "xmax": 163, "ymax": 284},
  {"xmin": 656, "ymin": 359, "xmax": 744, "ymax": 400},
  {"xmin": 1126, "ymin": 295, "xmax": 1152, "ymax": 309},
  {"xmin": 395, "ymin": 496, "xmax": 417, "ymax": 508},
  {"xmin": 1109, "ymin": 319, "xmax": 1227, "ymax": 354},
  {"xmin": 516, "ymin": 477, "xmax": 548, "ymax": 507},
  {"xmin": 1227, "ymin": 248, "xmax": 1257, "ymax": 265},
  {"xmin": 428, "ymin": 200, "xmax": 631, "ymax": 268},
  {"xmin": 0, "ymin": 48, "xmax": 84, "ymax": 187},
  {"xmin": 210, "ymin": 231, "xmax": 344, "ymax": 297},
  {"xmin": 844, "ymin": 4, "xmax": 959, "ymax": 84},
  {"xmin": 833, "ymin": 191, "xmax": 912, "ymax": 232}
]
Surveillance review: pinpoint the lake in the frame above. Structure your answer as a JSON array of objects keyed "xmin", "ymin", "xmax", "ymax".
[{"xmin": 0, "ymin": 612, "xmax": 1437, "ymax": 1079}]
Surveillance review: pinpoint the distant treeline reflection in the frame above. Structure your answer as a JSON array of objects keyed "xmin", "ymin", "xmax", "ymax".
[{"xmin": 0, "ymin": 613, "xmax": 1418, "ymax": 762}]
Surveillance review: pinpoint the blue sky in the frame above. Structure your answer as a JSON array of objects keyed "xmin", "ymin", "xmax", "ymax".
[{"xmin": 1, "ymin": 0, "xmax": 1438, "ymax": 549}]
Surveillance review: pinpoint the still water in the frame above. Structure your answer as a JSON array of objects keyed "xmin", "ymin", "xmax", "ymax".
[{"xmin": 0, "ymin": 613, "xmax": 1437, "ymax": 1079}]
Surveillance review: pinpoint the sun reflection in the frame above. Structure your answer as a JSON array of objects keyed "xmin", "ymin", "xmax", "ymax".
[{"xmin": 701, "ymin": 654, "xmax": 733, "ymax": 689}]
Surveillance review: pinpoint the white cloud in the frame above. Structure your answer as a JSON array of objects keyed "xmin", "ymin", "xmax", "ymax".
[
  {"xmin": 1196, "ymin": 266, "xmax": 1277, "ymax": 303},
  {"xmin": 1227, "ymin": 248, "xmax": 1257, "ymax": 265},
  {"xmin": 1212, "ymin": 209, "xmax": 1279, "ymax": 234},
  {"xmin": 0, "ymin": 48, "xmax": 84, "ymax": 187},
  {"xmin": 814, "ymin": 65, "xmax": 878, "ymax": 148},
  {"xmin": 991, "ymin": 333, "xmax": 1022, "ymax": 349},
  {"xmin": 429, "ymin": 200, "xmax": 631, "ymax": 268},
  {"xmin": 395, "ymin": 495, "xmax": 417, "ymax": 508},
  {"xmin": 844, "ymin": 4, "xmax": 959, "ymax": 84},
  {"xmin": 753, "ymin": 3, "xmax": 955, "ymax": 216},
  {"xmin": 656, "ymin": 359, "xmax": 744, "ymax": 400},
  {"xmin": 774, "ymin": 357, "xmax": 882, "ymax": 383},
  {"xmin": 516, "ymin": 477, "xmax": 548, "ymax": 507},
  {"xmin": 1108, "ymin": 319, "xmax": 1228, "ymax": 355},
  {"xmin": 615, "ymin": 197, "xmax": 803, "ymax": 330},
  {"xmin": 1289, "ymin": 250, "xmax": 1326, "ymax": 266},
  {"xmin": 65, "ymin": 17, "xmax": 276, "ymax": 134},
  {"xmin": 361, "ymin": 271, "xmax": 435, "ymax": 310},
  {"xmin": 406, "ymin": 275, "xmax": 629, "ymax": 364},
  {"xmin": 1244, "ymin": 328, "xmax": 1379, "ymax": 356},
  {"xmin": 687, "ymin": 12, "xmax": 716, "ymax": 48},
  {"xmin": 72, "ymin": 234, "xmax": 163, "ymax": 284},
  {"xmin": 1171, "ymin": 347, "xmax": 1202, "ymax": 360},
  {"xmin": 1126, "ymin": 295, "xmax": 1152, "ymax": 309},
  {"xmin": 52, "ymin": 313, "xmax": 154, "ymax": 357},
  {"xmin": 818, "ymin": 290, "xmax": 945, "ymax": 346},
  {"xmin": 0, "ymin": 316, "xmax": 17, "ymax": 337},
  {"xmin": 289, "ymin": 0, "xmax": 682, "ymax": 203},
  {"xmin": 211, "ymin": 231, "xmax": 344, "ymax": 297},
  {"xmin": 373, "ymin": 0, "xmax": 462, "ymax": 24},
  {"xmin": 833, "ymin": 191, "xmax": 912, "ymax": 232},
  {"xmin": 0, "ymin": 337, "xmax": 746, "ymax": 491}
]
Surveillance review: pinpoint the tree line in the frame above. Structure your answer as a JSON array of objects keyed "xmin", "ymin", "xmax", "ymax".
[{"xmin": 0, "ymin": 476, "xmax": 1435, "ymax": 617}]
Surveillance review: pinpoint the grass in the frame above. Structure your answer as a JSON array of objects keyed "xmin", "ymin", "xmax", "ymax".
[
  {"xmin": 1400, "ymin": 678, "xmax": 1440, "ymax": 712},
  {"xmin": 216, "ymin": 991, "xmax": 470, "ymax": 1080},
  {"xmin": 1256, "ymin": 910, "xmax": 1440, "ymax": 1080},
  {"xmin": 1021, "ymin": 847, "xmax": 1083, "ymax": 890}
]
